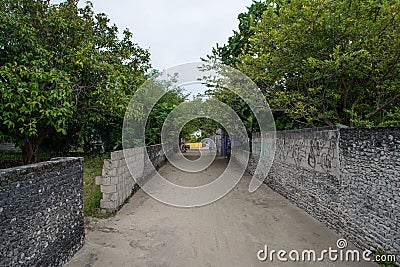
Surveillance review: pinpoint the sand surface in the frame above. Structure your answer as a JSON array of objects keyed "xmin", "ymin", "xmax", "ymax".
[{"xmin": 67, "ymin": 151, "xmax": 375, "ymax": 267}]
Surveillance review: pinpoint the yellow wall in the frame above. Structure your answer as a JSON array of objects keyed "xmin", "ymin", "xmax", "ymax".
[{"xmin": 187, "ymin": 142, "xmax": 202, "ymax": 149}]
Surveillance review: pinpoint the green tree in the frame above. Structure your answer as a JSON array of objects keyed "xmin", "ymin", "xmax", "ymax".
[
  {"xmin": 145, "ymin": 83, "xmax": 188, "ymax": 145},
  {"xmin": 209, "ymin": 0, "xmax": 400, "ymax": 128},
  {"xmin": 207, "ymin": 1, "xmax": 271, "ymax": 66},
  {"xmin": 241, "ymin": 0, "xmax": 400, "ymax": 127},
  {"xmin": 0, "ymin": 0, "xmax": 150, "ymax": 163},
  {"xmin": 206, "ymin": 1, "xmax": 294, "ymax": 131},
  {"xmin": 180, "ymin": 118, "xmax": 221, "ymax": 140}
]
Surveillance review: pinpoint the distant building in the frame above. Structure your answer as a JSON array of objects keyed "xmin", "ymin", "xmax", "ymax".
[{"xmin": 0, "ymin": 140, "xmax": 21, "ymax": 153}]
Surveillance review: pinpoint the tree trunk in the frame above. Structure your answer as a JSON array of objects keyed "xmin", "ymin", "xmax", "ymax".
[
  {"xmin": 22, "ymin": 142, "xmax": 34, "ymax": 165},
  {"xmin": 21, "ymin": 137, "xmax": 41, "ymax": 165}
]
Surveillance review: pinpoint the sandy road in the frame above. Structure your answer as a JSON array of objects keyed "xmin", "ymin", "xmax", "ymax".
[{"xmin": 67, "ymin": 151, "xmax": 374, "ymax": 267}]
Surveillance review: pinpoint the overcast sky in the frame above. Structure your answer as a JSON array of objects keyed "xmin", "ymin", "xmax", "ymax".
[{"xmin": 52, "ymin": 0, "xmax": 253, "ymax": 70}]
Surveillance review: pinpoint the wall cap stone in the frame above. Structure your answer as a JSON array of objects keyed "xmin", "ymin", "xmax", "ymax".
[{"xmin": 0, "ymin": 157, "xmax": 83, "ymax": 186}]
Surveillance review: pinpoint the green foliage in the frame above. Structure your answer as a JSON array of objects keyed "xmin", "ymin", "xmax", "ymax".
[
  {"xmin": 0, "ymin": 0, "xmax": 150, "ymax": 163},
  {"xmin": 206, "ymin": 1, "xmax": 295, "ymax": 131},
  {"xmin": 205, "ymin": 84, "xmax": 261, "ymax": 134},
  {"xmin": 180, "ymin": 118, "xmax": 222, "ymax": 140},
  {"xmin": 207, "ymin": 0, "xmax": 271, "ymax": 66},
  {"xmin": 374, "ymin": 248, "xmax": 396, "ymax": 267},
  {"xmin": 209, "ymin": 0, "xmax": 400, "ymax": 128},
  {"xmin": 145, "ymin": 85, "xmax": 188, "ymax": 145},
  {"xmin": 83, "ymin": 153, "xmax": 110, "ymax": 217}
]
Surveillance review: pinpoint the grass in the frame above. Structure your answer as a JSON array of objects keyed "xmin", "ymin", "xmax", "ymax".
[
  {"xmin": 82, "ymin": 153, "xmax": 116, "ymax": 218},
  {"xmin": 0, "ymin": 151, "xmax": 22, "ymax": 160},
  {"xmin": 374, "ymin": 249, "xmax": 396, "ymax": 267}
]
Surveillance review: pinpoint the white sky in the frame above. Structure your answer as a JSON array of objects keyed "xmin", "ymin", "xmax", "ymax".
[{"xmin": 51, "ymin": 0, "xmax": 253, "ymax": 70}]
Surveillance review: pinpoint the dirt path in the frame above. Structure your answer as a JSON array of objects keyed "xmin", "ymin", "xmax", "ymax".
[{"xmin": 67, "ymin": 151, "xmax": 374, "ymax": 267}]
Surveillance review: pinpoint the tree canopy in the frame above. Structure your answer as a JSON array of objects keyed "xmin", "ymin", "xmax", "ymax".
[
  {"xmin": 3, "ymin": 0, "xmax": 399, "ymax": 164},
  {"xmin": 208, "ymin": 0, "xmax": 400, "ymax": 128},
  {"xmin": 0, "ymin": 0, "xmax": 151, "ymax": 163}
]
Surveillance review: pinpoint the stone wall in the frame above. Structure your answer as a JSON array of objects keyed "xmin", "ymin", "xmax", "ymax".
[
  {"xmin": 0, "ymin": 157, "xmax": 84, "ymax": 267},
  {"xmin": 96, "ymin": 144, "xmax": 174, "ymax": 212},
  {"xmin": 339, "ymin": 127, "xmax": 399, "ymax": 262},
  {"xmin": 232, "ymin": 126, "xmax": 399, "ymax": 264},
  {"xmin": 266, "ymin": 127, "xmax": 342, "ymax": 232}
]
